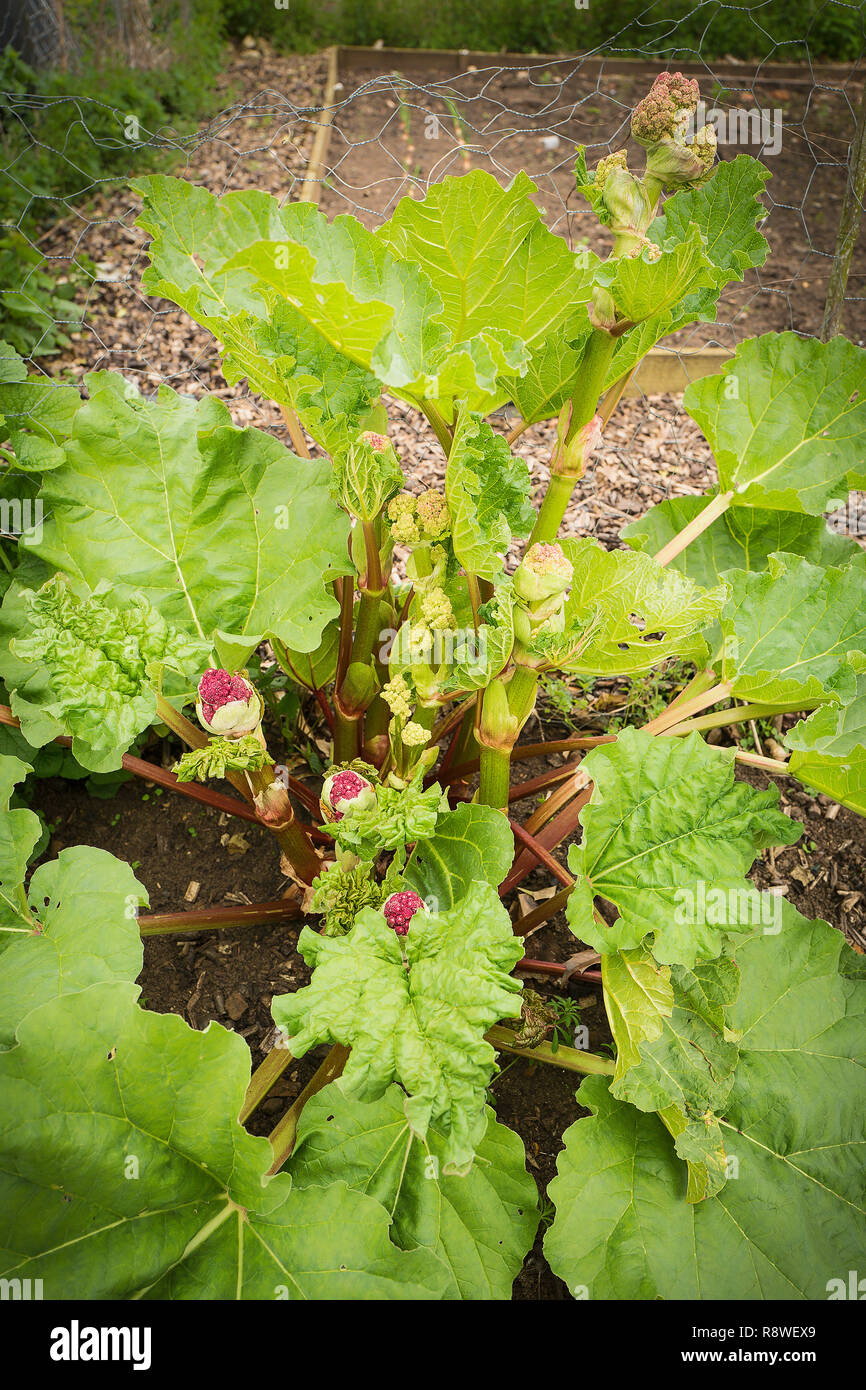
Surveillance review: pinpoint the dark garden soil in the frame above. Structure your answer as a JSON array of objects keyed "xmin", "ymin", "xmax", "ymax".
[{"xmin": 24, "ymin": 700, "xmax": 866, "ymax": 1301}]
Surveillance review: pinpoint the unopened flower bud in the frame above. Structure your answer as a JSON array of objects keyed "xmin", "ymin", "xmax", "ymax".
[
  {"xmin": 196, "ymin": 669, "xmax": 262, "ymax": 738},
  {"xmin": 416, "ymin": 489, "xmax": 450, "ymax": 539},
  {"xmin": 383, "ymin": 889, "xmax": 426, "ymax": 936},
  {"xmin": 401, "ymin": 721, "xmax": 430, "ymax": 747},
  {"xmin": 514, "ymin": 543, "xmax": 574, "ymax": 606},
  {"xmin": 632, "ymin": 72, "xmax": 716, "ymax": 191},
  {"xmin": 321, "ymin": 768, "xmax": 377, "ymax": 823}
]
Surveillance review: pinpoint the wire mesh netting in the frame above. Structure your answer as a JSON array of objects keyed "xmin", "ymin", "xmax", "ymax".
[{"xmin": 1, "ymin": 13, "xmax": 865, "ymax": 549}]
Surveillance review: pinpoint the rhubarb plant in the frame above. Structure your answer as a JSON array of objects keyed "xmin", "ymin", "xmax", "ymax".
[{"xmin": 1, "ymin": 73, "xmax": 865, "ymax": 1300}]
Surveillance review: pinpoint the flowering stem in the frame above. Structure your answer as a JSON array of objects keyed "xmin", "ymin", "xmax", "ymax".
[
  {"xmin": 361, "ymin": 519, "xmax": 383, "ymax": 594},
  {"xmin": 478, "ymin": 745, "xmax": 512, "ymax": 812},
  {"xmin": 530, "ymin": 471, "xmax": 577, "ymax": 548},
  {"xmin": 247, "ymin": 762, "xmax": 322, "ymax": 885},
  {"xmin": 529, "ymin": 328, "xmax": 616, "ymax": 545}
]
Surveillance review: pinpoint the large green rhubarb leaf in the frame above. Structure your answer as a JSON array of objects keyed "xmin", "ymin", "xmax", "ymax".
[
  {"xmin": 566, "ymin": 729, "xmax": 800, "ymax": 965},
  {"xmin": 720, "ymin": 551, "xmax": 866, "ymax": 706},
  {"xmin": 135, "ymin": 176, "xmax": 526, "ymax": 411},
  {"xmin": 289, "ymin": 1079, "xmax": 539, "ymax": 1300},
  {"xmin": 405, "ymin": 802, "xmax": 515, "ymax": 909},
  {"xmin": 272, "ymin": 882, "xmax": 524, "ymax": 1173},
  {"xmin": 377, "ymin": 170, "xmax": 598, "ymax": 413},
  {"xmin": 0, "ymin": 844, "xmax": 146, "ymax": 1047},
  {"xmin": 624, "ymin": 496, "xmax": 860, "ymax": 587},
  {"xmin": 0, "ymin": 755, "xmax": 40, "ymax": 940},
  {"xmin": 0, "ymin": 981, "xmax": 449, "ymax": 1299},
  {"xmin": 27, "ymin": 372, "xmax": 351, "ymax": 660},
  {"xmin": 785, "ymin": 653, "xmax": 866, "ymax": 815},
  {"xmin": 507, "ymin": 309, "xmax": 593, "ymax": 427},
  {"xmin": 597, "ymin": 225, "xmax": 718, "ymax": 327},
  {"xmin": 0, "ymin": 354, "xmax": 82, "ymax": 471},
  {"xmin": 684, "ymin": 331, "xmax": 866, "ymax": 514},
  {"xmin": 446, "ymin": 403, "xmax": 534, "ymax": 581},
  {"xmin": 7, "ymin": 574, "xmax": 207, "ymax": 771},
  {"xmin": 532, "ymin": 538, "xmax": 724, "ymax": 677},
  {"xmin": 546, "ymin": 905, "xmax": 866, "ymax": 1299}
]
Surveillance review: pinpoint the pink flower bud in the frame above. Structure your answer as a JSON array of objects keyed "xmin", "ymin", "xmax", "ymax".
[
  {"xmin": 196, "ymin": 669, "xmax": 262, "ymax": 738},
  {"xmin": 382, "ymin": 890, "xmax": 425, "ymax": 936},
  {"xmin": 360, "ymin": 430, "xmax": 389, "ymax": 452},
  {"xmin": 321, "ymin": 768, "xmax": 376, "ymax": 822}
]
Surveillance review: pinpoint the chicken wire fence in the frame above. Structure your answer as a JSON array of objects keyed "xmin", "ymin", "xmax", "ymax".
[{"xmin": 1, "ymin": 18, "xmax": 866, "ymax": 546}]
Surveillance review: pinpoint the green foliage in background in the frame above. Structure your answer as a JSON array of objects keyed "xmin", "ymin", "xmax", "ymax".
[{"xmin": 218, "ymin": 0, "xmax": 864, "ymax": 61}]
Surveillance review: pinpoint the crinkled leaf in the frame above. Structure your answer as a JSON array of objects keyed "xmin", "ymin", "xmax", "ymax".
[
  {"xmin": 0, "ymin": 845, "xmax": 146, "ymax": 1047},
  {"xmin": 785, "ymin": 654, "xmax": 866, "ymax": 816},
  {"xmin": 174, "ymin": 735, "xmax": 274, "ymax": 784},
  {"xmin": 221, "ymin": 302, "xmax": 383, "ymax": 456},
  {"xmin": 566, "ymin": 729, "xmax": 800, "ymax": 966},
  {"xmin": 684, "ymin": 331, "xmax": 866, "ymax": 514},
  {"xmin": 786, "ymin": 652, "xmax": 866, "ymax": 758},
  {"xmin": 405, "ymin": 801, "xmax": 515, "ymax": 908},
  {"xmin": 273, "ymin": 883, "xmax": 523, "ymax": 1173},
  {"xmin": 0, "ymin": 982, "xmax": 448, "ymax": 1299},
  {"xmin": 546, "ymin": 906, "xmax": 866, "ymax": 1299},
  {"xmin": 533, "ymin": 538, "xmax": 723, "ymax": 677},
  {"xmin": 289, "ymin": 1079, "xmax": 538, "ymax": 1300},
  {"xmin": 721, "ymin": 551, "xmax": 866, "ymax": 705},
  {"xmin": 446, "ymin": 404, "xmax": 534, "ymax": 581},
  {"xmin": 27, "ymin": 372, "xmax": 351, "ymax": 659},
  {"xmin": 624, "ymin": 495, "xmax": 860, "ymax": 587},
  {"xmin": 325, "ymin": 778, "xmax": 448, "ymax": 861},
  {"xmin": 8, "ymin": 574, "xmax": 207, "ymax": 773},
  {"xmin": 788, "ymin": 747, "xmax": 866, "ymax": 816},
  {"xmin": 331, "ymin": 433, "xmax": 403, "ymax": 522},
  {"xmin": 435, "ymin": 581, "xmax": 516, "ymax": 695}
]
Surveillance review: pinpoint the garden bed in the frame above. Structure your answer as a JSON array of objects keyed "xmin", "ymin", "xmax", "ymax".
[{"xmin": 4, "ymin": 41, "xmax": 866, "ymax": 1305}]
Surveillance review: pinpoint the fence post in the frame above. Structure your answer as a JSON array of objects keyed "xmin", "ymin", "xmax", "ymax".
[{"xmin": 821, "ymin": 79, "xmax": 866, "ymax": 340}]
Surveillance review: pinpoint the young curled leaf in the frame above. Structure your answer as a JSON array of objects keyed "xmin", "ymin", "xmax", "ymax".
[
  {"xmin": 174, "ymin": 734, "xmax": 273, "ymax": 784},
  {"xmin": 272, "ymin": 882, "xmax": 524, "ymax": 1173},
  {"xmin": 324, "ymin": 776, "xmax": 448, "ymax": 862}
]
